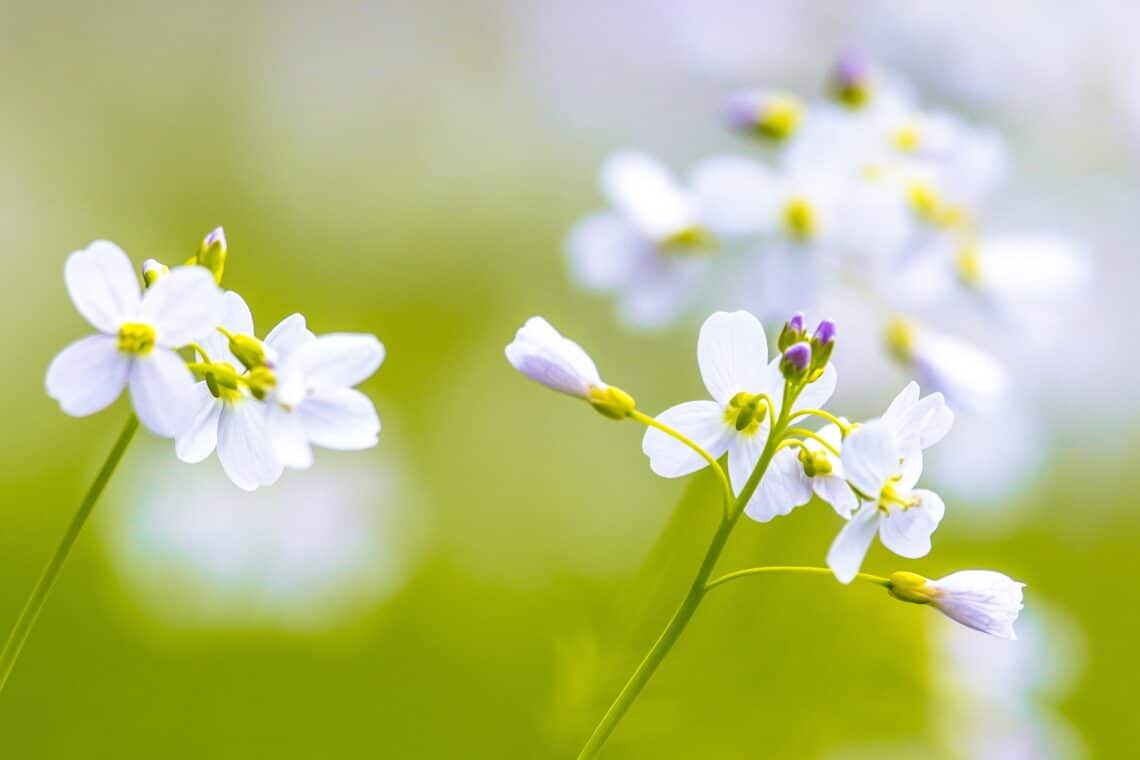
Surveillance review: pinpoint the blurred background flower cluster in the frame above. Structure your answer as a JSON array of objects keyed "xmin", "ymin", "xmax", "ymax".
[{"xmin": 1, "ymin": 1, "xmax": 1135, "ymax": 757}]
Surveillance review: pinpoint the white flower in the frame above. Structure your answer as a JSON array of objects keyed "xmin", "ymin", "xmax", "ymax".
[
  {"xmin": 566, "ymin": 151, "xmax": 711, "ymax": 328},
  {"xmin": 642, "ymin": 311, "xmax": 837, "ymax": 501},
  {"xmin": 505, "ymin": 317, "xmax": 607, "ymax": 400},
  {"xmin": 880, "ymin": 380, "xmax": 953, "ymax": 455},
  {"xmin": 747, "ymin": 422, "xmax": 857, "ymax": 522},
  {"xmin": 885, "ymin": 317, "xmax": 1007, "ymax": 413},
  {"xmin": 269, "ymin": 328, "xmax": 385, "ymax": 470},
  {"xmin": 827, "ymin": 419, "xmax": 945, "ymax": 583},
  {"xmin": 46, "ymin": 240, "xmax": 223, "ymax": 437},
  {"xmin": 175, "ymin": 292, "xmax": 289, "ymax": 491},
  {"xmin": 924, "ymin": 570, "xmax": 1026, "ymax": 640}
]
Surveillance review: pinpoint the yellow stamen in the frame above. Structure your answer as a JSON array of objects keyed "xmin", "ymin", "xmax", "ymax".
[{"xmin": 117, "ymin": 323, "xmax": 156, "ymax": 355}]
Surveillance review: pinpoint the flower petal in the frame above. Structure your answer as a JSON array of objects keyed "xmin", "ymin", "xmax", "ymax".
[
  {"xmin": 200, "ymin": 291, "xmax": 255, "ymax": 363},
  {"xmin": 689, "ymin": 155, "xmax": 776, "ymax": 236},
  {"xmin": 264, "ymin": 313, "xmax": 316, "ymax": 359},
  {"xmin": 293, "ymin": 387, "xmax": 381, "ymax": 450},
  {"xmin": 727, "ymin": 429, "xmax": 768, "ymax": 494},
  {"xmin": 279, "ymin": 333, "xmax": 385, "ymax": 405},
  {"xmin": 878, "ymin": 489, "xmax": 945, "ymax": 559},
  {"xmin": 743, "ymin": 448, "xmax": 811, "ymax": 523},
  {"xmin": 45, "ymin": 334, "xmax": 130, "ymax": 416},
  {"xmin": 217, "ymin": 401, "xmax": 283, "ymax": 491},
  {"xmin": 813, "ymin": 474, "xmax": 858, "ymax": 518},
  {"xmin": 504, "ymin": 318, "xmax": 602, "ymax": 401},
  {"xmin": 698, "ymin": 311, "xmax": 770, "ymax": 405},
  {"xmin": 839, "ymin": 420, "xmax": 898, "ymax": 498},
  {"xmin": 827, "ymin": 503, "xmax": 880, "ymax": 584},
  {"xmin": 565, "ymin": 212, "xmax": 646, "ymax": 292},
  {"xmin": 267, "ymin": 403, "xmax": 314, "ymax": 470},
  {"xmin": 140, "ymin": 266, "xmax": 224, "ymax": 348},
  {"xmin": 64, "ymin": 240, "xmax": 140, "ymax": 333},
  {"xmin": 175, "ymin": 383, "xmax": 222, "ymax": 463},
  {"xmin": 128, "ymin": 347, "xmax": 195, "ymax": 438},
  {"xmin": 641, "ymin": 401, "xmax": 732, "ymax": 478}
]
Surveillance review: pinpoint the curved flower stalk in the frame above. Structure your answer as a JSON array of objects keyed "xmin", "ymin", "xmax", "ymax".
[
  {"xmin": 505, "ymin": 310, "xmax": 1025, "ymax": 758},
  {"xmin": 2, "ymin": 228, "xmax": 386, "ymax": 695}
]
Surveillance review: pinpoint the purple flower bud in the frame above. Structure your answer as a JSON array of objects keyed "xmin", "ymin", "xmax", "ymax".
[
  {"xmin": 788, "ymin": 312, "xmax": 806, "ymax": 334},
  {"xmin": 813, "ymin": 319, "xmax": 836, "ymax": 346},
  {"xmin": 725, "ymin": 91, "xmax": 764, "ymax": 132},
  {"xmin": 830, "ymin": 51, "xmax": 875, "ymax": 108},
  {"xmin": 780, "ymin": 342, "xmax": 812, "ymax": 381}
]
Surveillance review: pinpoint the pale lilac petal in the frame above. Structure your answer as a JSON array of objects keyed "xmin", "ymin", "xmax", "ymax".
[
  {"xmin": 744, "ymin": 448, "xmax": 811, "ymax": 523},
  {"xmin": 294, "ymin": 387, "xmax": 380, "ymax": 450},
  {"xmin": 45, "ymin": 334, "xmax": 130, "ymax": 416},
  {"xmin": 264, "ymin": 313, "xmax": 316, "ymax": 360},
  {"xmin": 175, "ymin": 383, "xmax": 222, "ymax": 463},
  {"xmin": 827, "ymin": 504, "xmax": 880, "ymax": 584},
  {"xmin": 879, "ymin": 490, "xmax": 945, "ymax": 559},
  {"xmin": 217, "ymin": 401, "xmax": 283, "ymax": 491},
  {"xmin": 839, "ymin": 420, "xmax": 898, "ymax": 498},
  {"xmin": 698, "ymin": 311, "xmax": 770, "ymax": 405},
  {"xmin": 642, "ymin": 401, "xmax": 733, "ymax": 478},
  {"xmin": 140, "ymin": 266, "xmax": 224, "ymax": 348},
  {"xmin": 128, "ymin": 347, "xmax": 195, "ymax": 438},
  {"xmin": 64, "ymin": 240, "xmax": 140, "ymax": 333}
]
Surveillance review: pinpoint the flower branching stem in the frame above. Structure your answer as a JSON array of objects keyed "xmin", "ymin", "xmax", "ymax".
[
  {"xmin": 0, "ymin": 413, "xmax": 139, "ymax": 696},
  {"xmin": 629, "ymin": 409, "xmax": 734, "ymax": 517},
  {"xmin": 704, "ymin": 565, "xmax": 891, "ymax": 592},
  {"xmin": 578, "ymin": 383, "xmax": 803, "ymax": 758},
  {"xmin": 787, "ymin": 407, "xmax": 848, "ymax": 430},
  {"xmin": 783, "ymin": 426, "xmax": 840, "ymax": 455}
]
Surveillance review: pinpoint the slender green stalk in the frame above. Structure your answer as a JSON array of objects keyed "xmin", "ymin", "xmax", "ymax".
[
  {"xmin": 705, "ymin": 566, "xmax": 891, "ymax": 592},
  {"xmin": 0, "ymin": 413, "xmax": 139, "ymax": 695},
  {"xmin": 577, "ymin": 389, "xmax": 796, "ymax": 759},
  {"xmin": 630, "ymin": 409, "xmax": 734, "ymax": 515}
]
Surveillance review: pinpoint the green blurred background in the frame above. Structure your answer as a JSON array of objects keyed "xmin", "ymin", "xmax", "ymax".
[{"xmin": 1, "ymin": 2, "xmax": 1136, "ymax": 757}]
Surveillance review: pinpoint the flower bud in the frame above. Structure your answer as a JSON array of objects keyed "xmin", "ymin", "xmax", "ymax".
[
  {"xmin": 889, "ymin": 570, "xmax": 1026, "ymax": 639},
  {"xmin": 725, "ymin": 90, "xmax": 803, "ymax": 141},
  {"xmin": 780, "ymin": 341, "xmax": 812, "ymax": 382},
  {"xmin": 196, "ymin": 226, "xmax": 227, "ymax": 284},
  {"xmin": 810, "ymin": 319, "xmax": 836, "ymax": 369},
  {"xmin": 226, "ymin": 332, "xmax": 277, "ymax": 372},
  {"xmin": 141, "ymin": 259, "xmax": 169, "ymax": 287},
  {"xmin": 777, "ymin": 312, "xmax": 806, "ymax": 351},
  {"xmin": 829, "ymin": 51, "xmax": 876, "ymax": 109}
]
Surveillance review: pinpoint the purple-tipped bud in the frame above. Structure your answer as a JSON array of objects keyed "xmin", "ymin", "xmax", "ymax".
[
  {"xmin": 780, "ymin": 341, "xmax": 812, "ymax": 381},
  {"xmin": 813, "ymin": 319, "xmax": 836, "ymax": 346},
  {"xmin": 778, "ymin": 312, "xmax": 807, "ymax": 351},
  {"xmin": 830, "ymin": 51, "xmax": 876, "ymax": 109},
  {"xmin": 726, "ymin": 91, "xmax": 764, "ymax": 132}
]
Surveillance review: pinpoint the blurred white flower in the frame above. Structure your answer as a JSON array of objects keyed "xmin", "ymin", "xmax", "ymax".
[
  {"xmin": 828, "ymin": 420, "xmax": 945, "ymax": 583},
  {"xmin": 884, "ymin": 317, "xmax": 1008, "ymax": 413},
  {"xmin": 46, "ymin": 240, "xmax": 223, "ymax": 437},
  {"xmin": 104, "ymin": 451, "xmax": 425, "ymax": 634},
  {"xmin": 642, "ymin": 311, "xmax": 837, "ymax": 500},
  {"xmin": 566, "ymin": 151, "xmax": 712, "ymax": 327}
]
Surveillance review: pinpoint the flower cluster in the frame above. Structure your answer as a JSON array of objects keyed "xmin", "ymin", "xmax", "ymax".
[
  {"xmin": 565, "ymin": 53, "xmax": 1085, "ymax": 417},
  {"xmin": 46, "ymin": 231, "xmax": 384, "ymax": 490},
  {"xmin": 507, "ymin": 310, "xmax": 1024, "ymax": 638}
]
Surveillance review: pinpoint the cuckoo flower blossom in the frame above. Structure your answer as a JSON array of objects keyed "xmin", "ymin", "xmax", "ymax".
[
  {"xmin": 747, "ymin": 422, "xmax": 857, "ymax": 523},
  {"xmin": 827, "ymin": 419, "xmax": 945, "ymax": 583},
  {"xmin": 46, "ymin": 240, "xmax": 223, "ymax": 437},
  {"xmin": 175, "ymin": 292, "xmax": 287, "ymax": 491},
  {"xmin": 642, "ymin": 311, "xmax": 836, "ymax": 500},
  {"xmin": 269, "ymin": 329, "xmax": 385, "ymax": 470}
]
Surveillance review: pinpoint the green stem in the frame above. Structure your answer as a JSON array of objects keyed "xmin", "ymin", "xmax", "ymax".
[
  {"xmin": 578, "ymin": 397, "xmax": 793, "ymax": 759},
  {"xmin": 705, "ymin": 566, "xmax": 891, "ymax": 592},
  {"xmin": 783, "ymin": 427, "xmax": 840, "ymax": 456},
  {"xmin": 0, "ymin": 413, "xmax": 139, "ymax": 695}
]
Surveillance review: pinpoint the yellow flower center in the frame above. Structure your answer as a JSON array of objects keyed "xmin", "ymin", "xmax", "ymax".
[
  {"xmin": 782, "ymin": 196, "xmax": 817, "ymax": 242},
  {"xmin": 955, "ymin": 244, "xmax": 983, "ymax": 286},
  {"xmin": 878, "ymin": 474, "xmax": 920, "ymax": 513},
  {"xmin": 725, "ymin": 392, "xmax": 768, "ymax": 435},
  {"xmin": 117, "ymin": 322, "xmax": 156, "ymax": 355},
  {"xmin": 892, "ymin": 124, "xmax": 921, "ymax": 153},
  {"xmin": 659, "ymin": 225, "xmax": 716, "ymax": 254},
  {"xmin": 884, "ymin": 317, "xmax": 917, "ymax": 366},
  {"xmin": 757, "ymin": 95, "xmax": 802, "ymax": 140}
]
